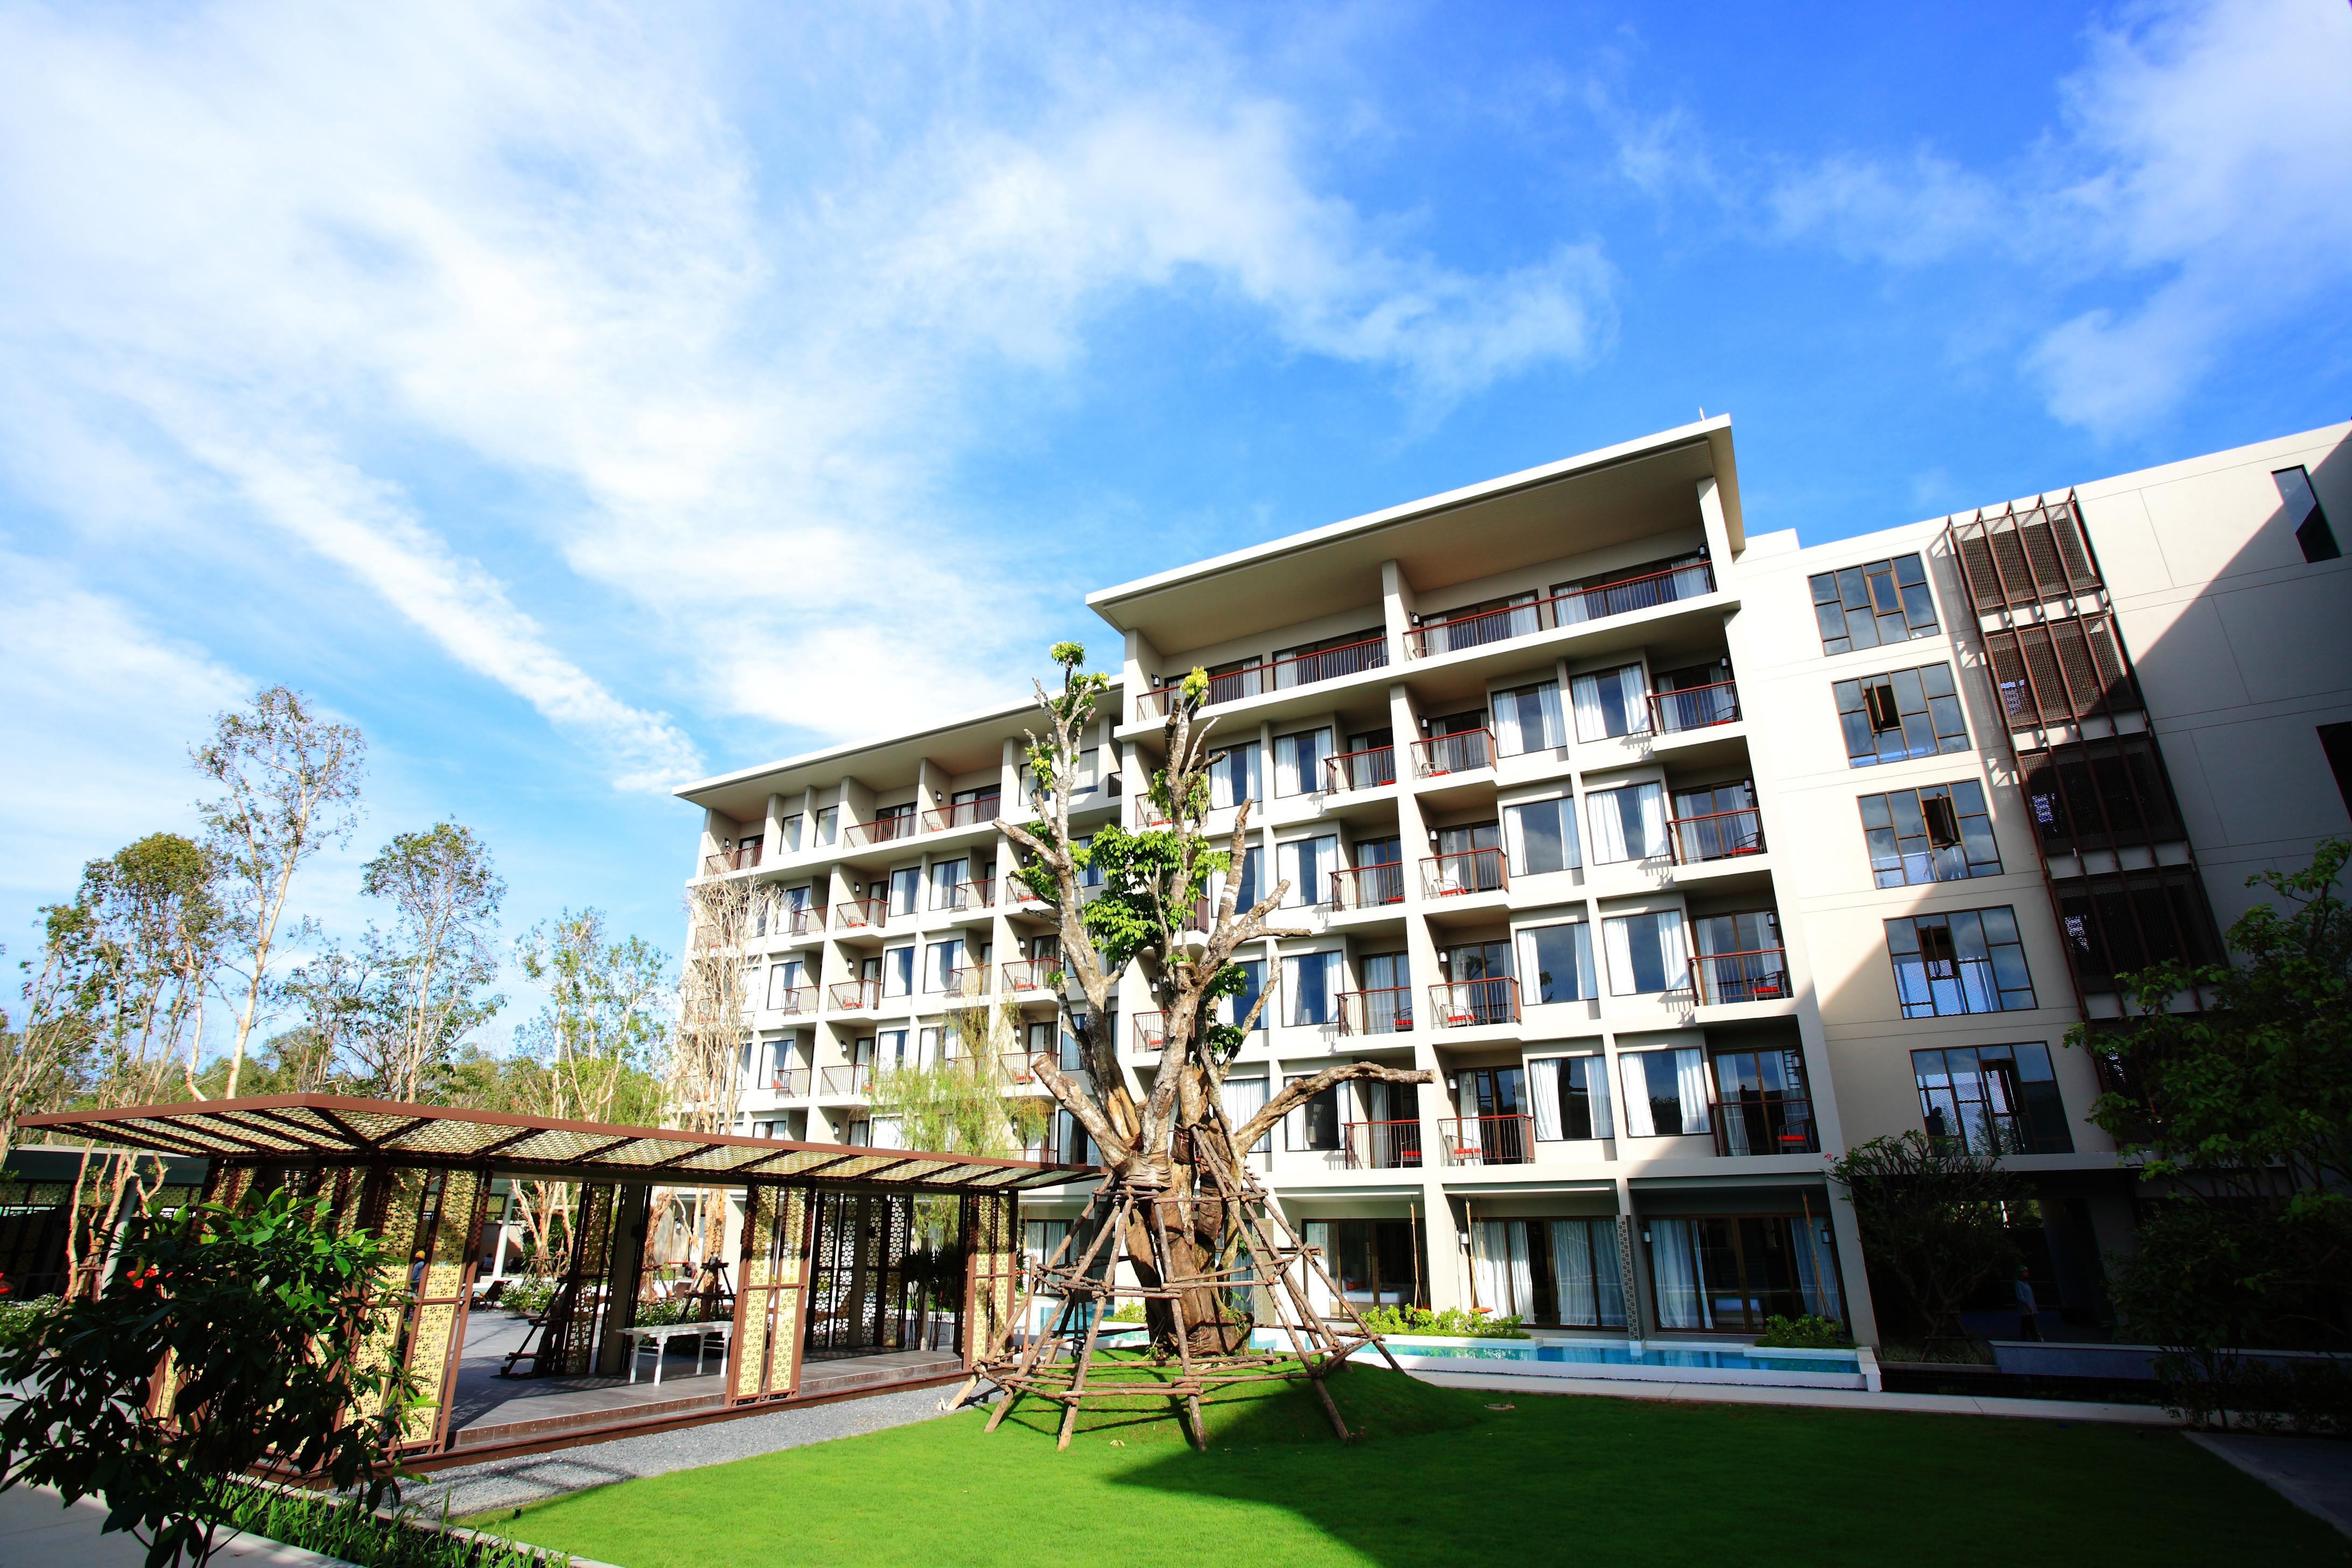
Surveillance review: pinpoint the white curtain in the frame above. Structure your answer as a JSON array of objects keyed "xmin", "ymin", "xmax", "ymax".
[
  {"xmin": 1278, "ymin": 836, "xmax": 1336, "ymax": 907},
  {"xmin": 1210, "ymin": 744, "xmax": 1261, "ymax": 808},
  {"xmin": 1529, "ymin": 1056, "xmax": 1564, "ymax": 1141},
  {"xmin": 1620, "ymin": 1052, "xmax": 1657, "ymax": 1137},
  {"xmin": 1674, "ymin": 1046, "xmax": 1711, "ymax": 1135},
  {"xmin": 1493, "ymin": 689, "xmax": 1524, "ymax": 756},
  {"xmin": 1792, "ymin": 1219, "xmax": 1845, "ymax": 1322},
  {"xmin": 1588, "ymin": 788, "xmax": 1631, "ymax": 864},
  {"xmin": 1273, "ymin": 729, "xmax": 1332, "ymax": 796},
  {"xmin": 1657, "ymin": 909, "xmax": 1692, "ymax": 988},
  {"xmin": 1224, "ymin": 1077, "xmax": 1270, "ymax": 1153},
  {"xmin": 1303, "ymin": 1221, "xmax": 1336, "ymax": 1316},
  {"xmin": 872, "ymin": 1116, "xmax": 904, "ymax": 1150},
  {"xmin": 1283, "ymin": 950, "xmax": 1338, "ymax": 1025},
  {"xmin": 1619, "ymin": 665, "xmax": 1651, "ymax": 734},
  {"xmin": 1593, "ymin": 1221, "xmax": 1628, "ymax": 1326},
  {"xmin": 1537, "ymin": 681, "xmax": 1565, "ymax": 750},
  {"xmin": 1457, "ymin": 1097, "xmax": 1483, "ymax": 1155},
  {"xmin": 1570, "ymin": 671, "xmax": 1608, "ymax": 740},
  {"xmin": 1573, "ymin": 1054, "xmax": 1613, "ymax": 1138},
  {"xmin": 1604, "ymin": 916, "xmax": 1638, "ymax": 995},
  {"xmin": 1636, "ymin": 782, "xmax": 1667, "ymax": 857},
  {"xmin": 1506, "ymin": 1224, "xmax": 1532, "ymax": 1319},
  {"xmin": 1473, "ymin": 1221, "xmax": 1521, "ymax": 1315},
  {"xmin": 1551, "ymin": 1221, "xmax": 1596, "ymax": 1325},
  {"xmin": 1649, "ymin": 1218, "xmax": 1705, "ymax": 1329}
]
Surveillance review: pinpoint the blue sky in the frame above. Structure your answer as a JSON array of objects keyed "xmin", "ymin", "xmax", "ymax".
[{"xmin": 3, "ymin": 0, "xmax": 2348, "ymax": 1048}]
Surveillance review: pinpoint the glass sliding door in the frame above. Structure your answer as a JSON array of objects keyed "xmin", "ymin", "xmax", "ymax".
[{"xmin": 1644, "ymin": 1213, "xmax": 1844, "ymax": 1333}]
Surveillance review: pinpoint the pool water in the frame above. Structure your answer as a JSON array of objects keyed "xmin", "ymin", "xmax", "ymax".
[{"xmin": 1382, "ymin": 1340, "xmax": 1857, "ymax": 1375}]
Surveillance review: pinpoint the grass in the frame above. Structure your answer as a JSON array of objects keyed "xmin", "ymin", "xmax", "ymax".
[{"xmin": 470, "ymin": 1362, "xmax": 2350, "ymax": 1568}]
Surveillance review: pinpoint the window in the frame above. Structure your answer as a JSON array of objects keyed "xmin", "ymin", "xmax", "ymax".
[
  {"xmin": 1431, "ymin": 822, "xmax": 1504, "ymax": 892},
  {"xmin": 779, "ymin": 814, "xmax": 803, "ymax": 852},
  {"xmin": 1356, "ymin": 951, "xmax": 1412, "ymax": 1032},
  {"xmin": 1504, "ymin": 795, "xmax": 1580, "ymax": 875},
  {"xmin": 924, "ymin": 939, "xmax": 965, "ymax": 992},
  {"xmin": 1668, "ymin": 780, "xmax": 1760, "ymax": 862},
  {"xmin": 1691, "ymin": 911, "xmax": 1786, "ymax": 1004},
  {"xmin": 2021, "ymin": 736, "xmax": 2181, "ymax": 851},
  {"xmin": 1456, "ymin": 1066, "xmax": 1529, "ymax": 1161},
  {"xmin": 1516, "ymin": 922, "xmax": 1595, "ymax": 1004},
  {"xmin": 2056, "ymin": 868, "xmax": 2221, "ymax": 990},
  {"xmin": 1619, "ymin": 1048, "xmax": 1709, "ymax": 1136},
  {"xmin": 1810, "ymin": 554, "xmax": 1939, "ymax": 653},
  {"xmin": 2323, "ymin": 724, "xmax": 2352, "ymax": 818},
  {"xmin": 918, "ymin": 1026, "xmax": 947, "ymax": 1065},
  {"xmin": 1712, "ymin": 1046, "xmax": 1814, "ymax": 1154},
  {"xmin": 1208, "ymin": 742, "xmax": 1263, "ymax": 807},
  {"xmin": 815, "ymin": 806, "xmax": 838, "ymax": 845},
  {"xmin": 1285, "ymin": 1073, "xmax": 1341, "ymax": 1151},
  {"xmin": 1913, "ymin": 1042, "xmax": 2073, "ymax": 1154},
  {"xmin": 1277, "ymin": 835, "xmax": 1339, "ymax": 908},
  {"xmin": 1603, "ymin": 911, "xmax": 1690, "ymax": 995},
  {"xmin": 1647, "ymin": 1215, "xmax": 1843, "ymax": 1333},
  {"xmin": 1887, "ymin": 907, "xmax": 2036, "ymax": 1017},
  {"xmin": 1215, "ymin": 846, "xmax": 1264, "ymax": 912},
  {"xmin": 1417, "ymin": 591, "xmax": 1541, "ymax": 655},
  {"xmin": 888, "ymin": 866, "xmax": 921, "ymax": 916},
  {"xmin": 1530, "ymin": 1054, "xmax": 1612, "ymax": 1142},
  {"xmin": 877, "ymin": 1029, "xmax": 909, "ymax": 1070},
  {"xmin": 1493, "ymin": 680, "xmax": 1565, "ymax": 755},
  {"xmin": 1860, "ymin": 780, "xmax": 2000, "ymax": 886},
  {"xmin": 1438, "ymin": 939, "xmax": 1514, "ymax": 1022},
  {"xmin": 1283, "ymin": 950, "xmax": 1342, "ymax": 1026},
  {"xmin": 1836, "ymin": 663, "xmax": 1969, "ymax": 766},
  {"xmin": 1586, "ymin": 782, "xmax": 1667, "ymax": 864},
  {"xmin": 881, "ymin": 944, "xmax": 915, "ymax": 998},
  {"xmin": 1311, "ymin": 1219, "xmax": 1426, "ymax": 1308},
  {"xmin": 929, "ymin": 856, "xmax": 970, "ymax": 908},
  {"xmin": 1571, "ymin": 665, "xmax": 1650, "ymax": 740},
  {"xmin": 1273, "ymin": 728, "xmax": 1334, "ymax": 795},
  {"xmin": 764, "ymin": 959, "xmax": 805, "ymax": 1010},
  {"xmin": 1220, "ymin": 958, "xmax": 1268, "ymax": 1032},
  {"xmin": 2277, "ymin": 466, "xmax": 2340, "ymax": 563},
  {"xmin": 1224, "ymin": 1076, "xmax": 1270, "ymax": 1154}
]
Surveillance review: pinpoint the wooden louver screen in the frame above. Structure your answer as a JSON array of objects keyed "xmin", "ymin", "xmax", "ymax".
[{"xmin": 731, "ymin": 1184, "xmax": 810, "ymax": 1403}]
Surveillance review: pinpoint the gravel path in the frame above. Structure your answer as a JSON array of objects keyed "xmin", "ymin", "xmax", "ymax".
[{"xmin": 408, "ymin": 1381, "xmax": 997, "ymax": 1518}]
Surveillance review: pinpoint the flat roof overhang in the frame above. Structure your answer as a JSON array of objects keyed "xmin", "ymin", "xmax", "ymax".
[
  {"xmin": 1087, "ymin": 417, "xmax": 1742, "ymax": 653},
  {"xmin": 17, "ymin": 1094, "xmax": 1093, "ymax": 1195}
]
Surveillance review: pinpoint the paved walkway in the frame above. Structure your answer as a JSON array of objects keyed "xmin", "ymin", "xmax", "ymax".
[
  {"xmin": 2189, "ymin": 1432, "xmax": 2352, "ymax": 1539},
  {"xmin": 1409, "ymin": 1368, "xmax": 2180, "ymax": 1424},
  {"xmin": 0, "ymin": 1485, "xmax": 351, "ymax": 1568}
]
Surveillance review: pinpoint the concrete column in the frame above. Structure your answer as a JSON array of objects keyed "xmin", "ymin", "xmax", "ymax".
[
  {"xmin": 1380, "ymin": 558, "xmax": 1419, "ymax": 665},
  {"xmin": 1697, "ymin": 475, "xmax": 1735, "ymax": 566},
  {"xmin": 1823, "ymin": 1186, "xmax": 1880, "ymax": 1347}
]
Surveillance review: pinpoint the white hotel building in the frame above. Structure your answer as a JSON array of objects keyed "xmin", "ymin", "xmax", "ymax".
[{"xmin": 676, "ymin": 416, "xmax": 2352, "ymax": 1349}]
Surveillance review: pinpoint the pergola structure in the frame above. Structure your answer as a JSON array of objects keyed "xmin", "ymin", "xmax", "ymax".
[{"xmin": 16, "ymin": 1095, "xmax": 1087, "ymax": 1457}]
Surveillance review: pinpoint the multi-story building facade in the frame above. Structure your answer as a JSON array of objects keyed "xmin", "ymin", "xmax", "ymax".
[{"xmin": 676, "ymin": 416, "xmax": 2351, "ymax": 1349}]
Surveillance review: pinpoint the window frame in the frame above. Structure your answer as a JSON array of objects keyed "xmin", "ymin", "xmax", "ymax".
[
  {"xmin": 1836, "ymin": 662, "xmax": 1970, "ymax": 767},
  {"xmin": 1810, "ymin": 554, "xmax": 1938, "ymax": 654}
]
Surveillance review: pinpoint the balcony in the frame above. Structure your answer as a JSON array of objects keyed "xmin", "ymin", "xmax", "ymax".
[
  {"xmin": 1421, "ymin": 848, "xmax": 1507, "ymax": 899},
  {"xmin": 1342, "ymin": 1119, "xmax": 1424, "ymax": 1170},
  {"xmin": 1427, "ymin": 977, "xmax": 1518, "ymax": 1028},
  {"xmin": 1406, "ymin": 559, "xmax": 1716, "ymax": 658},
  {"xmin": 932, "ymin": 966, "xmax": 988, "ymax": 1000},
  {"xmin": 1325, "ymin": 745, "xmax": 1398, "ymax": 792},
  {"xmin": 828, "ymin": 978, "xmax": 883, "ymax": 1011},
  {"xmin": 1132, "ymin": 1012, "xmax": 1165, "ymax": 1051},
  {"xmin": 1410, "ymin": 729, "xmax": 1494, "ymax": 778},
  {"xmin": 999, "ymin": 1051, "xmax": 1046, "ymax": 1086},
  {"xmin": 832, "ymin": 896, "xmax": 887, "ymax": 932},
  {"xmin": 783, "ymin": 905, "xmax": 827, "ymax": 937},
  {"xmin": 1439, "ymin": 1114, "xmax": 1535, "ymax": 1165},
  {"xmin": 771, "ymin": 1067, "xmax": 811, "ymax": 1096},
  {"xmin": 1688, "ymin": 949, "xmax": 1790, "ymax": 1006},
  {"xmin": 702, "ymin": 843, "xmax": 761, "ymax": 876},
  {"xmin": 930, "ymin": 878, "xmax": 995, "ymax": 913},
  {"xmin": 1713, "ymin": 1095, "xmax": 1817, "ymax": 1157},
  {"xmin": 1132, "ymin": 632, "xmax": 1392, "ymax": 722},
  {"xmin": 1666, "ymin": 808, "xmax": 1765, "ymax": 866},
  {"xmin": 769, "ymin": 985, "xmax": 818, "ymax": 1016},
  {"xmin": 1000, "ymin": 960, "xmax": 1054, "ymax": 993},
  {"xmin": 1649, "ymin": 678, "xmax": 1741, "ymax": 735},
  {"xmin": 1329, "ymin": 863, "xmax": 1406, "ymax": 912},
  {"xmin": 1336, "ymin": 987, "xmax": 1413, "ymax": 1035},
  {"xmin": 921, "ymin": 794, "xmax": 1003, "ymax": 833},
  {"xmin": 819, "ymin": 1063, "xmax": 872, "ymax": 1096},
  {"xmin": 843, "ymin": 811, "xmax": 920, "ymax": 848}
]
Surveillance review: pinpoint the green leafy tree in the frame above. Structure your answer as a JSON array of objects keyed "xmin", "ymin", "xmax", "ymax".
[
  {"xmin": 0, "ymin": 1187, "xmax": 417, "ymax": 1567},
  {"xmin": 3, "ymin": 940, "xmax": 97, "ymax": 1164},
  {"xmin": 1830, "ymin": 1132, "xmax": 2022, "ymax": 1356},
  {"xmin": 349, "ymin": 823, "xmax": 507, "ymax": 1101}
]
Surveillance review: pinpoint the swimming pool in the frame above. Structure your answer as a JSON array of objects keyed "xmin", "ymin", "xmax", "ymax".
[{"xmin": 1249, "ymin": 1331, "xmax": 1873, "ymax": 1390}]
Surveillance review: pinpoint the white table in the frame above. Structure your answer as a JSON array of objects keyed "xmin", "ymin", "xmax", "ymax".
[{"xmin": 621, "ymin": 1320, "xmax": 732, "ymax": 1384}]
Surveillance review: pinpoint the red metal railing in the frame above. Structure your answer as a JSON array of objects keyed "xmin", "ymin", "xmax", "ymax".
[
  {"xmin": 1329, "ymin": 864, "xmax": 1405, "ymax": 911},
  {"xmin": 819, "ymin": 1063, "xmax": 872, "ymax": 1096},
  {"xmin": 1439, "ymin": 1114, "xmax": 1536, "ymax": 1165},
  {"xmin": 1421, "ymin": 848, "xmax": 1507, "ymax": 898},
  {"xmin": 1132, "ymin": 633, "xmax": 1392, "ymax": 721},
  {"xmin": 828, "ymin": 978, "xmax": 883, "ymax": 1010},
  {"xmin": 1666, "ymin": 808, "xmax": 1766, "ymax": 865},
  {"xmin": 1411, "ymin": 729, "xmax": 1494, "ymax": 777},
  {"xmin": 921, "ymin": 794, "xmax": 1003, "ymax": 832},
  {"xmin": 768, "ymin": 984, "xmax": 817, "ymax": 1016},
  {"xmin": 1427, "ymin": 977, "xmax": 1519, "ymax": 1028},
  {"xmin": 1649, "ymin": 679, "xmax": 1741, "ymax": 734},
  {"xmin": 843, "ymin": 810, "xmax": 920, "ymax": 847},
  {"xmin": 771, "ymin": 1067, "xmax": 811, "ymax": 1095},
  {"xmin": 834, "ymin": 897, "xmax": 888, "ymax": 932},
  {"xmin": 930, "ymin": 878, "xmax": 994, "ymax": 912},
  {"xmin": 1713, "ymin": 1096, "xmax": 1817, "ymax": 1156},
  {"xmin": 1132, "ymin": 1012, "xmax": 1165, "ymax": 1051},
  {"xmin": 1689, "ymin": 949, "xmax": 1790, "ymax": 1006},
  {"xmin": 1000, "ymin": 960, "xmax": 1052, "ymax": 992},
  {"xmin": 998, "ymin": 1051, "xmax": 1049, "ymax": 1086},
  {"xmin": 1325, "ymin": 745, "xmax": 1397, "ymax": 792},
  {"xmin": 1336, "ymin": 987, "xmax": 1413, "ymax": 1035},
  {"xmin": 933, "ymin": 965, "xmax": 987, "ymax": 998},
  {"xmin": 1343, "ymin": 1119, "xmax": 1424, "ymax": 1170},
  {"xmin": 702, "ymin": 843, "xmax": 762, "ymax": 876},
  {"xmin": 1406, "ymin": 561, "xmax": 1716, "ymax": 657},
  {"xmin": 785, "ymin": 905, "xmax": 825, "ymax": 937}
]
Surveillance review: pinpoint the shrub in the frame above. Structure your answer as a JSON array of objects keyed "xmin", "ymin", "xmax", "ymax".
[
  {"xmin": 1754, "ymin": 1314, "xmax": 1853, "ymax": 1349},
  {"xmin": 0, "ymin": 1294, "xmax": 61, "ymax": 1354},
  {"xmin": 210, "ymin": 1476, "xmax": 564, "ymax": 1568},
  {"xmin": 1360, "ymin": 1304, "xmax": 1529, "ymax": 1340},
  {"xmin": 501, "ymin": 1279, "xmax": 554, "ymax": 1319}
]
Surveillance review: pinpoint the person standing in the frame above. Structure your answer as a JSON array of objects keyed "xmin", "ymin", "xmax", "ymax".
[{"xmin": 2014, "ymin": 1266, "xmax": 2043, "ymax": 1341}]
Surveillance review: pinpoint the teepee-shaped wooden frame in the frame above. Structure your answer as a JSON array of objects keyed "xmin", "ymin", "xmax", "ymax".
[{"xmin": 974, "ymin": 1111, "xmax": 1401, "ymax": 1450}]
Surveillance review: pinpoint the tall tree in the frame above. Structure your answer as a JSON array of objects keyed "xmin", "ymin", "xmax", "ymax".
[
  {"xmin": 193, "ymin": 687, "xmax": 365, "ymax": 1098},
  {"xmin": 2, "ymin": 942, "xmax": 97, "ymax": 1165},
  {"xmin": 674, "ymin": 875, "xmax": 754, "ymax": 1259},
  {"xmin": 1000, "ymin": 645, "xmax": 1430, "ymax": 1356},
  {"xmin": 352, "ymin": 823, "xmax": 506, "ymax": 1101},
  {"xmin": 270, "ymin": 946, "xmax": 377, "ymax": 1093}
]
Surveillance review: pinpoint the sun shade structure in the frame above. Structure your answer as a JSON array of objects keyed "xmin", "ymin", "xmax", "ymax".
[{"xmin": 15, "ymin": 1095, "xmax": 1090, "ymax": 1460}]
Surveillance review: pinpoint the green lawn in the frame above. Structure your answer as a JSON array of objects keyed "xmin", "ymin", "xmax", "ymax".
[{"xmin": 472, "ymin": 1365, "xmax": 2348, "ymax": 1568}]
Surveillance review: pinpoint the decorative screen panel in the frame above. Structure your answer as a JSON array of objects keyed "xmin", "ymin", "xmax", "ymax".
[
  {"xmin": 730, "ymin": 1184, "xmax": 810, "ymax": 1404},
  {"xmin": 963, "ymin": 1191, "xmax": 1020, "ymax": 1364}
]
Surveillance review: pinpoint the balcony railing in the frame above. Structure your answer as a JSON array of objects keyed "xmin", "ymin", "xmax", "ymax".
[
  {"xmin": 932, "ymin": 966, "xmax": 988, "ymax": 999},
  {"xmin": 832, "ymin": 897, "xmax": 887, "ymax": 932},
  {"xmin": 921, "ymin": 794, "xmax": 1003, "ymax": 833},
  {"xmin": 768, "ymin": 984, "xmax": 817, "ymax": 1016},
  {"xmin": 1713, "ymin": 1095, "xmax": 1817, "ymax": 1157},
  {"xmin": 998, "ymin": 1052, "xmax": 1047, "ymax": 1086},
  {"xmin": 842, "ymin": 811, "xmax": 921, "ymax": 848},
  {"xmin": 783, "ymin": 905, "xmax": 825, "ymax": 937},
  {"xmin": 1439, "ymin": 1114, "xmax": 1536, "ymax": 1165},
  {"xmin": 1649, "ymin": 678, "xmax": 1741, "ymax": 734},
  {"xmin": 930, "ymin": 878, "xmax": 995, "ymax": 913},
  {"xmin": 1336, "ymin": 987, "xmax": 1413, "ymax": 1035},
  {"xmin": 771, "ymin": 1067, "xmax": 811, "ymax": 1096},
  {"xmin": 1667, "ymin": 808, "xmax": 1766, "ymax": 865},
  {"xmin": 1342, "ymin": 1119, "xmax": 1424, "ymax": 1170},
  {"xmin": 1132, "ymin": 1012, "xmax": 1165, "ymax": 1051},
  {"xmin": 702, "ymin": 843, "xmax": 762, "ymax": 876},
  {"xmin": 1410, "ymin": 729, "xmax": 1494, "ymax": 778},
  {"xmin": 1325, "ymin": 745, "xmax": 1398, "ymax": 792},
  {"xmin": 1427, "ymin": 977, "xmax": 1518, "ymax": 1028},
  {"xmin": 1000, "ymin": 959, "xmax": 1053, "ymax": 993},
  {"xmin": 828, "ymin": 978, "xmax": 883, "ymax": 1011},
  {"xmin": 819, "ymin": 1064, "xmax": 872, "ymax": 1096},
  {"xmin": 1405, "ymin": 560, "xmax": 1716, "ymax": 658},
  {"xmin": 1421, "ymin": 848, "xmax": 1507, "ymax": 898},
  {"xmin": 1132, "ymin": 633, "xmax": 1393, "ymax": 722},
  {"xmin": 1329, "ymin": 863, "xmax": 1406, "ymax": 911},
  {"xmin": 1688, "ymin": 949, "xmax": 1791, "ymax": 1006}
]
